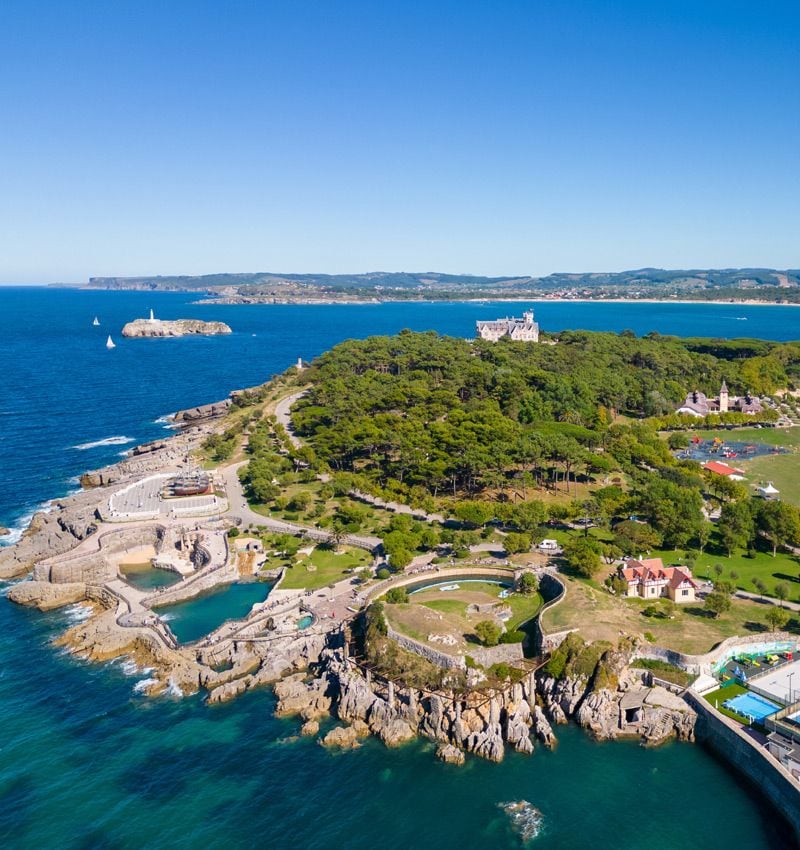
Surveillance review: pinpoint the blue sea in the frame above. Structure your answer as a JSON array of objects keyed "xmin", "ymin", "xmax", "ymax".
[{"xmin": 0, "ymin": 287, "xmax": 797, "ymax": 848}]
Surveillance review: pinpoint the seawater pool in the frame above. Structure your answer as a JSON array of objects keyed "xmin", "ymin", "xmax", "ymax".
[
  {"xmin": 120, "ymin": 564, "xmax": 181, "ymax": 592},
  {"xmin": 724, "ymin": 692, "xmax": 781, "ymax": 722},
  {"xmin": 154, "ymin": 581, "xmax": 272, "ymax": 643},
  {"xmin": 406, "ymin": 577, "xmax": 513, "ymax": 595}
]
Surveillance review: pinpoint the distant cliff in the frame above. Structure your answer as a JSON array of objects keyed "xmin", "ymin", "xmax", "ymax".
[{"xmin": 121, "ymin": 318, "xmax": 232, "ymax": 338}]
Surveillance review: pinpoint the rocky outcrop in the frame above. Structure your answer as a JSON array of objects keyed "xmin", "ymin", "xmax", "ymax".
[
  {"xmin": 0, "ymin": 495, "xmax": 100, "ymax": 580},
  {"xmin": 172, "ymin": 400, "xmax": 232, "ymax": 426},
  {"xmin": 538, "ymin": 674, "xmax": 586, "ymax": 724},
  {"xmin": 55, "ymin": 608, "xmax": 202, "ymax": 695},
  {"xmin": 436, "ymin": 743, "xmax": 465, "ymax": 765},
  {"xmin": 7, "ymin": 580, "xmax": 87, "ymax": 610},
  {"xmin": 274, "ymin": 672, "xmax": 332, "ymax": 720},
  {"xmin": 300, "ymin": 719, "xmax": 319, "ymax": 737},
  {"xmin": 531, "ymin": 705, "xmax": 556, "ymax": 748},
  {"xmin": 121, "ymin": 318, "xmax": 232, "ymax": 338},
  {"xmin": 320, "ymin": 725, "xmax": 360, "ymax": 749}
]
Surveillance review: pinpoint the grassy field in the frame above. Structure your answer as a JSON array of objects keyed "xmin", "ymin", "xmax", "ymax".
[
  {"xmin": 543, "ymin": 575, "xmax": 779, "ymax": 655},
  {"xmin": 279, "ymin": 545, "xmax": 371, "ymax": 590},
  {"xmin": 387, "ymin": 583, "xmax": 542, "ymax": 653},
  {"xmin": 692, "ymin": 426, "xmax": 800, "ymax": 448}
]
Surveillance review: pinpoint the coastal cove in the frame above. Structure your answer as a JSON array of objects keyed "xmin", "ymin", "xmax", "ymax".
[{"xmin": 2, "ymin": 288, "xmax": 800, "ymax": 848}]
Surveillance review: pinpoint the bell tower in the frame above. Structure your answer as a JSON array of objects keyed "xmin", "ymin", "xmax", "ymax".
[{"xmin": 719, "ymin": 380, "xmax": 729, "ymax": 413}]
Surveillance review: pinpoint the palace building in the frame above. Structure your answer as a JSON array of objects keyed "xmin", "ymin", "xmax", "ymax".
[
  {"xmin": 476, "ymin": 309, "xmax": 540, "ymax": 342},
  {"xmin": 675, "ymin": 381, "xmax": 763, "ymax": 417}
]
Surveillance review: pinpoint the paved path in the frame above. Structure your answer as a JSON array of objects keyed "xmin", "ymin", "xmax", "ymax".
[
  {"xmin": 220, "ymin": 462, "xmax": 382, "ymax": 551},
  {"xmin": 273, "ymin": 390, "xmax": 307, "ymax": 449}
]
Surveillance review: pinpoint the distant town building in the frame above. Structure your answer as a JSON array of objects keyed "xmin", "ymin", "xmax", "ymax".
[
  {"xmin": 476, "ymin": 309, "xmax": 540, "ymax": 342},
  {"xmin": 676, "ymin": 381, "xmax": 763, "ymax": 417},
  {"xmin": 619, "ymin": 557, "xmax": 698, "ymax": 604}
]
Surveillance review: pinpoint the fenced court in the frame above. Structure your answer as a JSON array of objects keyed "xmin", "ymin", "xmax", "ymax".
[
  {"xmin": 723, "ymin": 692, "xmax": 781, "ymax": 723},
  {"xmin": 747, "ymin": 658, "xmax": 800, "ymax": 706}
]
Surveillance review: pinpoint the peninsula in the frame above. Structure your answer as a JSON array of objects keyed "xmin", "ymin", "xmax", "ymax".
[
  {"xmin": 4, "ymin": 329, "xmax": 800, "ymax": 838},
  {"xmin": 121, "ymin": 309, "xmax": 232, "ymax": 338},
  {"xmin": 77, "ymin": 267, "xmax": 800, "ymax": 306}
]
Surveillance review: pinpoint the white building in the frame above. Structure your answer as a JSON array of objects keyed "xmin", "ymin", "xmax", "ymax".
[{"xmin": 476, "ymin": 310, "xmax": 540, "ymax": 342}]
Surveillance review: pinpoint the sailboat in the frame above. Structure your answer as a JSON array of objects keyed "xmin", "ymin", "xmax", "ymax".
[
  {"xmin": 92, "ymin": 316, "xmax": 100, "ymax": 326},
  {"xmin": 106, "ymin": 335, "xmax": 116, "ymax": 349}
]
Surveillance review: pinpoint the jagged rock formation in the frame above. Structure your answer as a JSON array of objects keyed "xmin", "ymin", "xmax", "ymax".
[
  {"xmin": 121, "ymin": 318, "xmax": 232, "ymax": 338},
  {"xmin": 538, "ymin": 633, "xmax": 696, "ymax": 745},
  {"xmin": 436, "ymin": 743, "xmax": 465, "ymax": 765}
]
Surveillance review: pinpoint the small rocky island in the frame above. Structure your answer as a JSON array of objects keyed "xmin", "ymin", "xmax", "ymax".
[{"xmin": 122, "ymin": 310, "xmax": 231, "ymax": 338}]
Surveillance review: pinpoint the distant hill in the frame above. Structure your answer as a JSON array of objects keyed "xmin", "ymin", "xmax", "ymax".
[{"xmin": 83, "ymin": 268, "xmax": 800, "ymax": 303}]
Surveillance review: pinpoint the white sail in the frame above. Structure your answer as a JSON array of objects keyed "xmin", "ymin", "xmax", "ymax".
[
  {"xmin": 92, "ymin": 316, "xmax": 100, "ymax": 326},
  {"xmin": 106, "ymin": 335, "xmax": 116, "ymax": 349}
]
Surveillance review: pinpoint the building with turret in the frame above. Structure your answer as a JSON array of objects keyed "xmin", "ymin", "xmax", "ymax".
[
  {"xmin": 675, "ymin": 381, "xmax": 762, "ymax": 417},
  {"xmin": 476, "ymin": 309, "xmax": 540, "ymax": 342}
]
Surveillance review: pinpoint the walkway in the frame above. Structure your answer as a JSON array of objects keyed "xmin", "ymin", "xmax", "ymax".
[
  {"xmin": 220, "ymin": 462, "xmax": 381, "ymax": 551},
  {"xmin": 274, "ymin": 390, "xmax": 307, "ymax": 449}
]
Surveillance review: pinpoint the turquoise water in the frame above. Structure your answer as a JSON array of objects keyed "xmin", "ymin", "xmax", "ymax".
[
  {"xmin": 154, "ymin": 581, "xmax": 271, "ymax": 644},
  {"xmin": 120, "ymin": 565, "xmax": 181, "ymax": 592},
  {"xmin": 1, "ymin": 288, "xmax": 799, "ymax": 847},
  {"xmin": 297, "ymin": 614, "xmax": 314, "ymax": 630},
  {"xmin": 724, "ymin": 692, "xmax": 781, "ymax": 722}
]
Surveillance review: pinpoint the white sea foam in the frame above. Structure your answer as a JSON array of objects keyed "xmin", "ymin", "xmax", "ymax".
[
  {"xmin": 158, "ymin": 613, "xmax": 175, "ymax": 622},
  {"xmin": 165, "ymin": 677, "xmax": 184, "ymax": 697},
  {"xmin": 120, "ymin": 659, "xmax": 140, "ymax": 676},
  {"xmin": 499, "ymin": 801, "xmax": 543, "ymax": 843},
  {"xmin": 72, "ymin": 436, "xmax": 134, "ymax": 451},
  {"xmin": 133, "ymin": 677, "xmax": 159, "ymax": 694},
  {"xmin": 64, "ymin": 603, "xmax": 94, "ymax": 625}
]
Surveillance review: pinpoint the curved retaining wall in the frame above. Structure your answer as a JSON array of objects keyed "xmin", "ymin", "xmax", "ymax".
[
  {"xmin": 366, "ymin": 566, "xmax": 516, "ymax": 604},
  {"xmin": 633, "ymin": 631, "xmax": 796, "ymax": 676},
  {"xmin": 532, "ymin": 571, "xmax": 571, "ymax": 654}
]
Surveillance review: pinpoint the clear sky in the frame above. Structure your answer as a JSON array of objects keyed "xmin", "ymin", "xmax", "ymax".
[{"xmin": 1, "ymin": 0, "xmax": 798, "ymax": 283}]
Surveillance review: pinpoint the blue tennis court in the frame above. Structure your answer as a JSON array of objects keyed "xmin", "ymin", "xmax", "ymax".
[{"xmin": 724, "ymin": 692, "xmax": 780, "ymax": 722}]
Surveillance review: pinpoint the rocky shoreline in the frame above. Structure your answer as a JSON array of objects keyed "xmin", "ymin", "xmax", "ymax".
[{"xmin": 0, "ymin": 379, "xmax": 696, "ymax": 767}]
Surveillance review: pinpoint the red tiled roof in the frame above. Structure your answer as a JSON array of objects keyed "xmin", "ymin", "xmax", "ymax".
[{"xmin": 703, "ymin": 461, "xmax": 745, "ymax": 476}]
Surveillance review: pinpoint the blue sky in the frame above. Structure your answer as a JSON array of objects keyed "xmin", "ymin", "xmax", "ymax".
[{"xmin": 1, "ymin": 0, "xmax": 798, "ymax": 282}]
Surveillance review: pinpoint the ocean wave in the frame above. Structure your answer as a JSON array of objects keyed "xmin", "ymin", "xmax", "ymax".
[
  {"xmin": 0, "ymin": 511, "xmax": 35, "ymax": 546},
  {"xmin": 72, "ymin": 436, "xmax": 134, "ymax": 451},
  {"xmin": 63, "ymin": 603, "xmax": 94, "ymax": 625},
  {"xmin": 133, "ymin": 677, "xmax": 159, "ymax": 694},
  {"xmin": 158, "ymin": 613, "xmax": 175, "ymax": 622}
]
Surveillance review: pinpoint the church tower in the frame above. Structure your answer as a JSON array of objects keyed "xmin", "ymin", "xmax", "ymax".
[{"xmin": 719, "ymin": 380, "xmax": 729, "ymax": 413}]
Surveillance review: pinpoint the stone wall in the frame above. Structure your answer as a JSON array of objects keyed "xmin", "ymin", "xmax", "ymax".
[
  {"xmin": 470, "ymin": 643, "xmax": 525, "ymax": 668},
  {"xmin": 386, "ymin": 627, "xmax": 466, "ymax": 671},
  {"xmin": 634, "ymin": 632, "xmax": 795, "ymax": 676},
  {"xmin": 687, "ymin": 690, "xmax": 800, "ymax": 841},
  {"xmin": 532, "ymin": 571, "xmax": 569, "ymax": 654}
]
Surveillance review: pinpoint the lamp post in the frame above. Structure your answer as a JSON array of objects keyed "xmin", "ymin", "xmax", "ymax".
[{"xmin": 788, "ymin": 671, "xmax": 796, "ymax": 704}]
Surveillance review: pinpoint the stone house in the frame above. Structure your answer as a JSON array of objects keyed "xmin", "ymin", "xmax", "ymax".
[{"xmin": 676, "ymin": 381, "xmax": 763, "ymax": 417}]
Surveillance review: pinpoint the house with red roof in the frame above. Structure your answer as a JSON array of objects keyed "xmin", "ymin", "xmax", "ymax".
[{"xmin": 619, "ymin": 557, "xmax": 698, "ymax": 604}]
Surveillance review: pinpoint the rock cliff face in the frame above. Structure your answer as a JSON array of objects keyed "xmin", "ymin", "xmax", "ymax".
[
  {"xmin": 538, "ymin": 638, "xmax": 696, "ymax": 745},
  {"xmin": 121, "ymin": 318, "xmax": 232, "ymax": 338}
]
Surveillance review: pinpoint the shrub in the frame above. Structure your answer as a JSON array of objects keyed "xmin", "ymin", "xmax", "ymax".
[
  {"xmin": 518, "ymin": 572, "xmax": 538, "ymax": 594},
  {"xmin": 385, "ymin": 587, "xmax": 409, "ymax": 604},
  {"xmin": 376, "ymin": 567, "xmax": 391, "ymax": 580},
  {"xmin": 475, "ymin": 620, "xmax": 502, "ymax": 647},
  {"xmin": 499, "ymin": 629, "xmax": 526, "ymax": 644},
  {"xmin": 644, "ymin": 631, "xmax": 656, "ymax": 643},
  {"xmin": 227, "ymin": 527, "xmax": 240, "ymax": 538}
]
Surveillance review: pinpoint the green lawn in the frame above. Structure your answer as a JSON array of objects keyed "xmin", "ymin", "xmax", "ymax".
[
  {"xmin": 650, "ymin": 536, "xmax": 800, "ymax": 602},
  {"xmin": 739, "ymin": 452, "xmax": 800, "ymax": 507},
  {"xmin": 279, "ymin": 545, "xmax": 372, "ymax": 590},
  {"xmin": 421, "ymin": 599, "xmax": 467, "ymax": 615},
  {"xmin": 504, "ymin": 591, "xmax": 544, "ymax": 630},
  {"xmin": 703, "ymin": 683, "xmax": 749, "ymax": 724}
]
